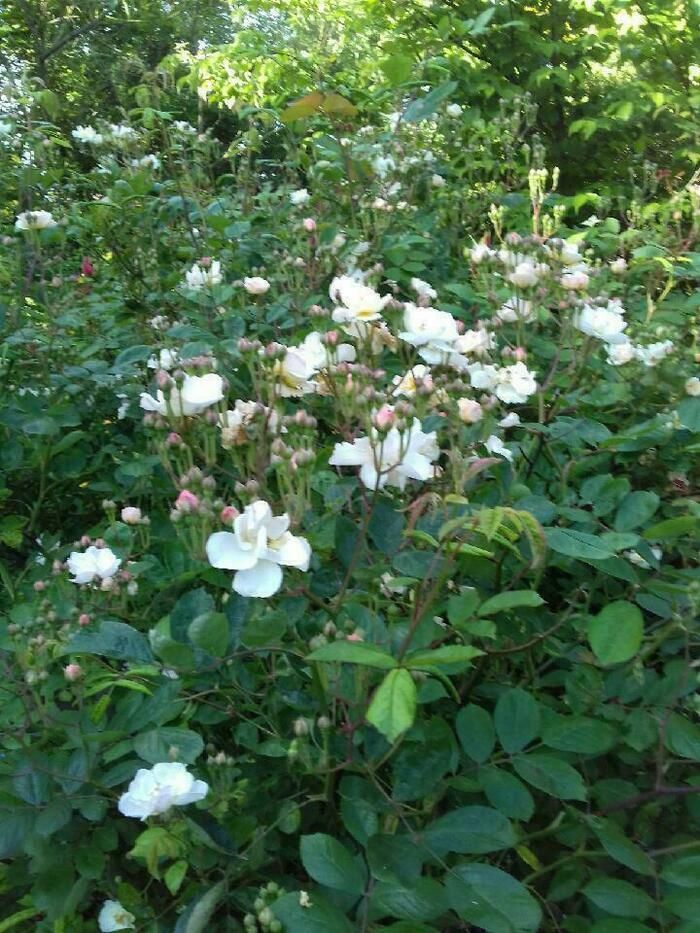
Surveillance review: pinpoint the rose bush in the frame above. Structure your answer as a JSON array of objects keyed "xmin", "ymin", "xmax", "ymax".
[{"xmin": 0, "ymin": 77, "xmax": 699, "ymax": 933}]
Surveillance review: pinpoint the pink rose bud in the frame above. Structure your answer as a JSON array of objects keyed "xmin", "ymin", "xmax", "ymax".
[
  {"xmin": 33, "ymin": 580, "xmax": 46, "ymax": 592},
  {"xmin": 303, "ymin": 217, "xmax": 317, "ymax": 232},
  {"xmin": 166, "ymin": 432, "xmax": 183, "ymax": 447},
  {"xmin": 323, "ymin": 330, "xmax": 339, "ymax": 346},
  {"xmin": 81, "ymin": 257, "xmax": 94, "ymax": 276},
  {"xmin": 220, "ymin": 505, "xmax": 239, "ymax": 524},
  {"xmin": 78, "ymin": 613, "xmax": 91, "ymax": 626},
  {"xmin": 513, "ymin": 346, "xmax": 527, "ymax": 362},
  {"xmin": 94, "ymin": 538, "xmax": 105, "ymax": 548},
  {"xmin": 346, "ymin": 632, "xmax": 364, "ymax": 642},
  {"xmin": 80, "ymin": 535, "xmax": 91, "ymax": 547},
  {"xmin": 175, "ymin": 489, "xmax": 200, "ymax": 512},
  {"xmin": 121, "ymin": 506, "xmax": 142, "ymax": 525},
  {"xmin": 155, "ymin": 369, "xmax": 170, "ymax": 388},
  {"xmin": 64, "ymin": 664, "xmax": 83, "ymax": 682},
  {"xmin": 199, "ymin": 256, "xmax": 212, "ymax": 268},
  {"xmin": 373, "ymin": 405, "xmax": 396, "ymax": 431}
]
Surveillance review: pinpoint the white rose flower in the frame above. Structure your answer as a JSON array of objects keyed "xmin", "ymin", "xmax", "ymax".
[
  {"xmin": 329, "ymin": 416, "xmax": 439, "ymax": 490},
  {"xmin": 493, "ymin": 361, "xmax": 537, "ymax": 404},
  {"xmin": 446, "ymin": 103, "xmax": 463, "ymax": 117},
  {"xmin": 373, "ymin": 155, "xmax": 396, "ymax": 178},
  {"xmin": 118, "ymin": 762, "xmax": 208, "ymax": 820},
  {"xmin": 72, "ymin": 125, "xmax": 103, "ymax": 144},
  {"xmin": 610, "ymin": 257, "xmax": 627, "ymax": 274},
  {"xmin": 243, "ymin": 276, "xmax": 270, "ymax": 295},
  {"xmin": 497, "ymin": 296, "xmax": 534, "ymax": 323},
  {"xmin": 392, "ymin": 364, "xmax": 433, "ymax": 397},
  {"xmin": 185, "ymin": 260, "xmax": 222, "ymax": 289},
  {"xmin": 98, "ymin": 900, "xmax": 135, "ymax": 931},
  {"xmin": 508, "ymin": 261, "xmax": 539, "ymax": 289},
  {"xmin": 121, "ymin": 507, "xmax": 142, "ymax": 525},
  {"xmin": 605, "ymin": 340, "xmax": 635, "ymax": 366},
  {"xmin": 15, "ymin": 210, "xmax": 57, "ymax": 231},
  {"xmin": 575, "ymin": 303, "xmax": 628, "ymax": 344},
  {"xmin": 470, "ymin": 242, "xmax": 494, "ymax": 263},
  {"xmin": 559, "ymin": 243, "xmax": 584, "ymax": 266},
  {"xmin": 109, "ymin": 124, "xmax": 138, "ymax": 141},
  {"xmin": 453, "ymin": 327, "xmax": 494, "ymax": 356},
  {"xmin": 635, "ymin": 340, "xmax": 673, "ymax": 367},
  {"xmin": 560, "ymin": 270, "xmax": 590, "ymax": 290},
  {"xmin": 147, "ymin": 348, "xmax": 179, "ymax": 370},
  {"xmin": 290, "ymin": 188, "xmax": 310, "ymax": 205},
  {"xmin": 399, "ymin": 304, "xmax": 460, "ymax": 363},
  {"xmin": 130, "ymin": 154, "xmax": 160, "ymax": 170},
  {"xmin": 467, "ymin": 362, "xmax": 499, "ymax": 392},
  {"xmin": 140, "ymin": 373, "xmax": 224, "ymax": 416},
  {"xmin": 685, "ymin": 376, "xmax": 700, "ymax": 396},
  {"xmin": 457, "ymin": 398, "xmax": 483, "ymax": 423},
  {"xmin": 431, "ymin": 174, "xmax": 446, "ymax": 188},
  {"xmin": 410, "ymin": 277, "xmax": 437, "ymax": 301},
  {"xmin": 173, "ymin": 121, "xmax": 196, "ymax": 133},
  {"xmin": 67, "ymin": 546, "xmax": 121, "ymax": 584},
  {"xmin": 499, "ymin": 412, "xmax": 521, "ymax": 428},
  {"xmin": 581, "ymin": 214, "xmax": 600, "ymax": 227},
  {"xmin": 484, "ymin": 435, "xmax": 514, "ymax": 462},
  {"xmin": 330, "ymin": 276, "xmax": 391, "ymax": 333},
  {"xmin": 206, "ymin": 501, "xmax": 311, "ymax": 597}
]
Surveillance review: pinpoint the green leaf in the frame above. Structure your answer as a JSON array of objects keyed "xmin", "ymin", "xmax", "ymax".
[
  {"xmin": 171, "ymin": 588, "xmax": 215, "ymax": 642},
  {"xmin": 66, "ymin": 620, "xmax": 154, "ymax": 662},
  {"xmin": 188, "ymin": 612, "xmax": 229, "ymax": 657},
  {"xmin": 613, "ymin": 491, "xmax": 659, "ymax": 531},
  {"xmin": 404, "ymin": 645, "xmax": 483, "ymax": 671},
  {"xmin": 165, "ymin": 860, "xmax": 188, "ymax": 895},
  {"xmin": 174, "ymin": 881, "xmax": 227, "ymax": 933},
  {"xmin": 593, "ymin": 820, "xmax": 654, "ymax": 875},
  {"xmin": 456, "ymin": 704, "xmax": 495, "ymax": 763},
  {"xmin": 130, "ymin": 826, "xmax": 184, "ymax": 879},
  {"xmin": 479, "ymin": 767, "xmax": 535, "ymax": 821},
  {"xmin": 273, "ymin": 892, "xmax": 355, "ymax": 932},
  {"xmin": 380, "ymin": 54, "xmax": 414, "ymax": 86},
  {"xmin": 402, "ymin": 81, "xmax": 457, "ymax": 123},
  {"xmin": 583, "ymin": 878, "xmax": 653, "ymax": 918},
  {"xmin": 134, "ymin": 727, "xmax": 204, "ymax": 764},
  {"xmin": 587, "ymin": 601, "xmax": 644, "ymax": 665},
  {"xmin": 424, "ymin": 806, "xmax": 516, "ymax": 855},
  {"xmin": 661, "ymin": 854, "xmax": 700, "ymax": 887},
  {"xmin": 366, "ymin": 669, "xmax": 417, "ymax": 742},
  {"xmin": 677, "ymin": 397, "xmax": 700, "ymax": 432},
  {"xmin": 494, "ymin": 688, "xmax": 540, "ymax": 753},
  {"xmin": 307, "ymin": 640, "xmax": 397, "ymax": 669},
  {"xmin": 664, "ymin": 713, "xmax": 700, "ymax": 760},
  {"xmin": 545, "ymin": 528, "xmax": 614, "ymax": 561},
  {"xmin": 22, "ymin": 416, "xmax": 59, "ymax": 436},
  {"xmin": 477, "ymin": 591, "xmax": 544, "ymax": 616},
  {"xmin": 367, "ymin": 834, "xmax": 424, "ymax": 884},
  {"xmin": 372, "ymin": 879, "xmax": 448, "ymax": 921},
  {"xmin": 513, "ymin": 755, "xmax": 587, "ymax": 801},
  {"xmin": 299, "ymin": 833, "xmax": 366, "ymax": 895},
  {"xmin": 542, "ymin": 716, "xmax": 617, "ymax": 755},
  {"xmin": 446, "ymin": 863, "xmax": 542, "ymax": 932},
  {"xmin": 113, "ymin": 345, "xmax": 154, "ymax": 368},
  {"xmin": 643, "ymin": 516, "xmax": 697, "ymax": 540}
]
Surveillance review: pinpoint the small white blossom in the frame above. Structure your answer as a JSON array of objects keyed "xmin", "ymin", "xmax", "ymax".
[
  {"xmin": 67, "ymin": 546, "xmax": 121, "ymax": 584},
  {"xmin": 15, "ymin": 210, "xmax": 57, "ymax": 231},
  {"xmin": 98, "ymin": 900, "xmax": 135, "ymax": 931},
  {"xmin": 575, "ymin": 302, "xmax": 628, "ymax": 344},
  {"xmin": 446, "ymin": 103, "xmax": 463, "ymax": 117},
  {"xmin": 185, "ymin": 260, "xmax": 222, "ymax": 289},
  {"xmin": 635, "ymin": 340, "xmax": 673, "ymax": 367},
  {"xmin": 243, "ymin": 276, "xmax": 270, "ymax": 295},
  {"xmin": 484, "ymin": 435, "xmax": 514, "ymax": 462},
  {"xmin": 118, "ymin": 762, "xmax": 208, "ymax": 820},
  {"xmin": 72, "ymin": 125, "xmax": 103, "ymax": 144},
  {"xmin": 206, "ymin": 501, "xmax": 311, "ymax": 598},
  {"xmin": 290, "ymin": 188, "xmax": 310, "ymax": 206},
  {"xmin": 685, "ymin": 376, "xmax": 700, "ymax": 397}
]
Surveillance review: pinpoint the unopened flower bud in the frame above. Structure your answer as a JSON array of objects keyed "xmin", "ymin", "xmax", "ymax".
[
  {"xmin": 121, "ymin": 506, "xmax": 142, "ymax": 525},
  {"xmin": 64, "ymin": 663, "xmax": 83, "ymax": 682},
  {"xmin": 78, "ymin": 613, "xmax": 91, "ymax": 626},
  {"xmin": 175, "ymin": 489, "xmax": 200, "ymax": 512},
  {"xmin": 220, "ymin": 505, "xmax": 239, "ymax": 524},
  {"xmin": 303, "ymin": 217, "xmax": 316, "ymax": 232}
]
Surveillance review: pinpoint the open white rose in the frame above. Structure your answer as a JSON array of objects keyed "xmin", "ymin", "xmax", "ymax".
[
  {"xmin": 497, "ymin": 297, "xmax": 533, "ymax": 323},
  {"xmin": 140, "ymin": 373, "xmax": 223, "ymax": 416},
  {"xmin": 493, "ymin": 361, "xmax": 538, "ymax": 404},
  {"xmin": 470, "ymin": 242, "xmax": 493, "ymax": 263},
  {"xmin": 98, "ymin": 900, "xmax": 135, "ymax": 931},
  {"xmin": 485, "ymin": 435, "xmax": 514, "ymax": 462},
  {"xmin": 185, "ymin": 260, "xmax": 222, "ymax": 289},
  {"xmin": 15, "ymin": 210, "xmax": 57, "ymax": 231},
  {"xmin": 508, "ymin": 260, "xmax": 539, "ymax": 289},
  {"xmin": 329, "ymin": 416, "xmax": 440, "ymax": 490},
  {"xmin": 243, "ymin": 276, "xmax": 270, "ymax": 295},
  {"xmin": 147, "ymin": 348, "xmax": 179, "ymax": 370},
  {"xmin": 685, "ymin": 376, "xmax": 700, "ymax": 397},
  {"xmin": 392, "ymin": 364, "xmax": 433, "ymax": 397},
  {"xmin": 330, "ymin": 276, "xmax": 391, "ymax": 333},
  {"xmin": 635, "ymin": 340, "xmax": 673, "ymax": 367},
  {"xmin": 399, "ymin": 304, "xmax": 460, "ymax": 363},
  {"xmin": 290, "ymin": 188, "xmax": 310, "ymax": 205},
  {"xmin": 206, "ymin": 501, "xmax": 311, "ymax": 598},
  {"xmin": 606, "ymin": 340, "xmax": 635, "ymax": 366},
  {"xmin": 446, "ymin": 103, "xmax": 463, "ymax": 117},
  {"xmin": 118, "ymin": 762, "xmax": 208, "ymax": 820},
  {"xmin": 560, "ymin": 270, "xmax": 589, "ymax": 291},
  {"xmin": 72, "ymin": 125, "xmax": 103, "ymax": 144},
  {"xmin": 574, "ymin": 303, "xmax": 628, "ymax": 344},
  {"xmin": 67, "ymin": 546, "xmax": 121, "ymax": 584},
  {"xmin": 410, "ymin": 277, "xmax": 437, "ymax": 301}
]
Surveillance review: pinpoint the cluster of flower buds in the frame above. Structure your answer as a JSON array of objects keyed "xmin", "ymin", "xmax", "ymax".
[{"xmin": 243, "ymin": 883, "xmax": 283, "ymax": 933}]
